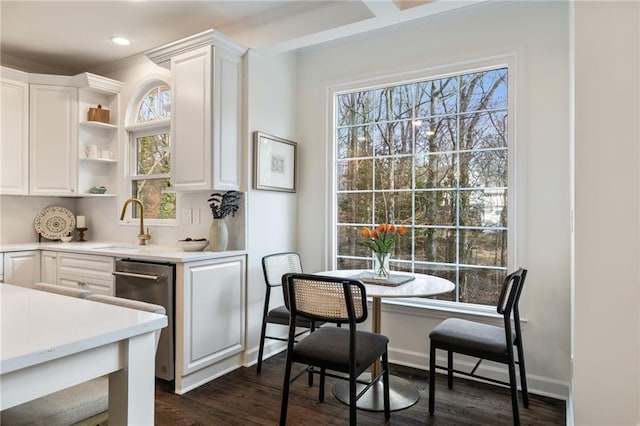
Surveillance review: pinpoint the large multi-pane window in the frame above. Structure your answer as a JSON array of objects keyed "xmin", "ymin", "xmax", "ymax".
[
  {"xmin": 335, "ymin": 67, "xmax": 509, "ymax": 306},
  {"xmin": 126, "ymin": 84, "xmax": 175, "ymax": 220}
]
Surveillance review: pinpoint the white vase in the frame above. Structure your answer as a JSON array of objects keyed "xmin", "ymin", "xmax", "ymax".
[{"xmin": 208, "ymin": 218, "xmax": 228, "ymax": 252}]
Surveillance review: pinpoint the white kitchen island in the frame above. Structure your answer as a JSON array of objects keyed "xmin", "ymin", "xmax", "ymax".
[
  {"xmin": 0, "ymin": 283, "xmax": 167, "ymax": 425},
  {"xmin": 0, "ymin": 242, "xmax": 248, "ymax": 396}
]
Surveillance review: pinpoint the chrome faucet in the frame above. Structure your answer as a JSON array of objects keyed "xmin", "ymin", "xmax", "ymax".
[{"xmin": 120, "ymin": 198, "xmax": 151, "ymax": 245}]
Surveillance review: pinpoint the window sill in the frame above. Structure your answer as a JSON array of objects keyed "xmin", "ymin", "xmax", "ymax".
[
  {"xmin": 378, "ymin": 298, "xmax": 526, "ymax": 327},
  {"xmin": 120, "ymin": 219, "xmax": 178, "ymax": 228}
]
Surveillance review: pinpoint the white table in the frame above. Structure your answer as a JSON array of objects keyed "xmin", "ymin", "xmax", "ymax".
[
  {"xmin": 0, "ymin": 283, "xmax": 167, "ymax": 425},
  {"xmin": 316, "ymin": 269, "xmax": 455, "ymax": 412}
]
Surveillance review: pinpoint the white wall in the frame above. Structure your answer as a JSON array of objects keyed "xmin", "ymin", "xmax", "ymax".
[
  {"xmin": 0, "ymin": 196, "xmax": 77, "ymax": 244},
  {"xmin": 295, "ymin": 1, "xmax": 571, "ymax": 398},
  {"xmin": 244, "ymin": 50, "xmax": 299, "ymax": 362},
  {"xmin": 573, "ymin": 2, "xmax": 640, "ymax": 425}
]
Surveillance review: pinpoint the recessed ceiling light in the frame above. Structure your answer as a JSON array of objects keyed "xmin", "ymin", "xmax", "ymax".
[{"xmin": 110, "ymin": 36, "xmax": 130, "ymax": 46}]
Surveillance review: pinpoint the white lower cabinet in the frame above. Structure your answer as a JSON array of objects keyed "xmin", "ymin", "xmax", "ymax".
[
  {"xmin": 40, "ymin": 251, "xmax": 114, "ymax": 295},
  {"xmin": 174, "ymin": 254, "xmax": 246, "ymax": 394},
  {"xmin": 58, "ymin": 274, "xmax": 113, "ymax": 295},
  {"xmin": 40, "ymin": 250, "xmax": 58, "ymax": 284},
  {"xmin": 3, "ymin": 251, "xmax": 41, "ymax": 286}
]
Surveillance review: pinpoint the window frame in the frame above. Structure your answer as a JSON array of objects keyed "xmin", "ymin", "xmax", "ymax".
[
  {"xmin": 326, "ymin": 55, "xmax": 520, "ymax": 312},
  {"xmin": 122, "ymin": 78, "xmax": 176, "ymax": 226}
]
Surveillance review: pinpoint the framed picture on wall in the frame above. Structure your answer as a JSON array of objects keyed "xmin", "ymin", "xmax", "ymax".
[{"xmin": 253, "ymin": 131, "xmax": 297, "ymax": 192}]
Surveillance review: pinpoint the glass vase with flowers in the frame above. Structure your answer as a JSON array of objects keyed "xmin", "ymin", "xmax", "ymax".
[{"xmin": 360, "ymin": 224, "xmax": 407, "ymax": 279}]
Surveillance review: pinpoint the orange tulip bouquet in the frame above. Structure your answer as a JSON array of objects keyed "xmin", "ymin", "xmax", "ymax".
[{"xmin": 360, "ymin": 224, "xmax": 407, "ymax": 278}]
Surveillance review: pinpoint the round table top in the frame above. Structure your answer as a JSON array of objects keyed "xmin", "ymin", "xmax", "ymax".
[{"xmin": 315, "ymin": 269, "xmax": 455, "ymax": 299}]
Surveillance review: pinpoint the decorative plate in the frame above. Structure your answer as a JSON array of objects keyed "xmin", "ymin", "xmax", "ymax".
[{"xmin": 34, "ymin": 206, "xmax": 76, "ymax": 240}]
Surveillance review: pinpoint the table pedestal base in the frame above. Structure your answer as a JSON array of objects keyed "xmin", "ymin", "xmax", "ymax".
[{"xmin": 332, "ymin": 374, "xmax": 419, "ymax": 412}]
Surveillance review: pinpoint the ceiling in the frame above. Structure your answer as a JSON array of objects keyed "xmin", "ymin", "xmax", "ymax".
[{"xmin": 0, "ymin": 0, "xmax": 483, "ymax": 75}]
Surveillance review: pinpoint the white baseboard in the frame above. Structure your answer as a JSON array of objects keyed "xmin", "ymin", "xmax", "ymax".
[
  {"xmin": 389, "ymin": 346, "xmax": 569, "ymax": 401},
  {"xmin": 245, "ymin": 339, "xmax": 286, "ymax": 367},
  {"xmin": 244, "ymin": 338, "xmax": 569, "ymax": 401}
]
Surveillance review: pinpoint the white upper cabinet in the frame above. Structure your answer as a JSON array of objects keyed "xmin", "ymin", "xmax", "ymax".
[
  {"xmin": 146, "ymin": 30, "xmax": 246, "ymax": 192},
  {"xmin": 29, "ymin": 82, "xmax": 78, "ymax": 196},
  {"xmin": 0, "ymin": 68, "xmax": 29, "ymax": 195},
  {"xmin": 0, "ymin": 69, "xmax": 123, "ymax": 197}
]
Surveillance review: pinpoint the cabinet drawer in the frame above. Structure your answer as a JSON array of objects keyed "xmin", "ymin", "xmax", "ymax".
[
  {"xmin": 58, "ymin": 274, "xmax": 113, "ymax": 296},
  {"xmin": 57, "ymin": 252, "xmax": 113, "ymax": 280}
]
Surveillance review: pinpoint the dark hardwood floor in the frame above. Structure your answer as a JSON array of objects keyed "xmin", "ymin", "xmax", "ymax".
[{"xmin": 154, "ymin": 353, "xmax": 565, "ymax": 425}]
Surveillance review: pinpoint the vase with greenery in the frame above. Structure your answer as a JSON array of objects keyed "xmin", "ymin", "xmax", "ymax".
[
  {"xmin": 207, "ymin": 191, "xmax": 241, "ymax": 251},
  {"xmin": 360, "ymin": 224, "xmax": 407, "ymax": 278}
]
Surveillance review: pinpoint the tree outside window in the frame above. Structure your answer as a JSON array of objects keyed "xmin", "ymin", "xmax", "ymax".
[
  {"xmin": 335, "ymin": 68, "xmax": 509, "ymax": 306},
  {"xmin": 127, "ymin": 84, "xmax": 175, "ymax": 220}
]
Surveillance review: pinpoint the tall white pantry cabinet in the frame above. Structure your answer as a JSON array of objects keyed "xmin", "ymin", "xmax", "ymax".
[{"xmin": 0, "ymin": 67, "xmax": 123, "ymax": 197}]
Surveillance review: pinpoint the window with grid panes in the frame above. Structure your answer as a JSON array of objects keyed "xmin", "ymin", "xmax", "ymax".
[
  {"xmin": 126, "ymin": 84, "xmax": 175, "ymax": 221},
  {"xmin": 334, "ymin": 67, "xmax": 509, "ymax": 306}
]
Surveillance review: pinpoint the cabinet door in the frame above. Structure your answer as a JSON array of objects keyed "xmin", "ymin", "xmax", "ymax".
[
  {"xmin": 29, "ymin": 84, "xmax": 78, "ymax": 195},
  {"xmin": 57, "ymin": 252, "xmax": 114, "ymax": 295},
  {"xmin": 4, "ymin": 251, "xmax": 41, "ymax": 286},
  {"xmin": 181, "ymin": 255, "xmax": 245, "ymax": 374},
  {"xmin": 171, "ymin": 46, "xmax": 212, "ymax": 192},
  {"xmin": 0, "ymin": 75, "xmax": 29, "ymax": 195},
  {"xmin": 170, "ymin": 45, "xmax": 242, "ymax": 192},
  {"xmin": 211, "ymin": 44, "xmax": 242, "ymax": 190},
  {"xmin": 40, "ymin": 250, "xmax": 58, "ymax": 284}
]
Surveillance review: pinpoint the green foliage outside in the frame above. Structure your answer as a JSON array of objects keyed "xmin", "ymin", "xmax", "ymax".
[{"xmin": 131, "ymin": 85, "xmax": 175, "ymax": 220}]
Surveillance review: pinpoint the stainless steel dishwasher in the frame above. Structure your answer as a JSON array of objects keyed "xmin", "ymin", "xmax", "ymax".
[{"xmin": 113, "ymin": 259, "xmax": 175, "ymax": 381}]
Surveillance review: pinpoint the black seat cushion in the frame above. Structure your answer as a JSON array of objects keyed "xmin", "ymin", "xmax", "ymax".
[
  {"xmin": 267, "ymin": 305, "xmax": 319, "ymax": 328},
  {"xmin": 430, "ymin": 318, "xmax": 514, "ymax": 356},
  {"xmin": 292, "ymin": 327, "xmax": 389, "ymax": 375}
]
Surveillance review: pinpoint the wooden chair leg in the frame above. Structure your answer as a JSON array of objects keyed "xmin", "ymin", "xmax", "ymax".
[{"xmin": 429, "ymin": 342, "xmax": 436, "ymax": 415}]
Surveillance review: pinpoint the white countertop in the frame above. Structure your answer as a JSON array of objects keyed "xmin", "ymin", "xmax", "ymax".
[
  {"xmin": 0, "ymin": 283, "xmax": 167, "ymax": 374},
  {"xmin": 0, "ymin": 241, "xmax": 246, "ymax": 263}
]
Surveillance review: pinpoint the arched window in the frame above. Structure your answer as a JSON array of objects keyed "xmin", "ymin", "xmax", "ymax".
[{"xmin": 124, "ymin": 81, "xmax": 175, "ymax": 221}]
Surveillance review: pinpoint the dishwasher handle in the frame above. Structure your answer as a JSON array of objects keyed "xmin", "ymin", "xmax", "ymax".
[{"xmin": 113, "ymin": 271, "xmax": 164, "ymax": 281}]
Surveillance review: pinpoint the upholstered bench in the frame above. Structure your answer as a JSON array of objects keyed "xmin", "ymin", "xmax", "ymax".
[{"xmin": 0, "ymin": 377, "xmax": 108, "ymax": 426}]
